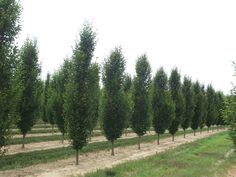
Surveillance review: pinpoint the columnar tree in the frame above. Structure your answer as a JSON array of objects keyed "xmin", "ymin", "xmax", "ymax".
[
  {"xmin": 14, "ymin": 39, "xmax": 41, "ymax": 148},
  {"xmin": 152, "ymin": 68, "xmax": 175, "ymax": 145},
  {"xmin": 47, "ymin": 79, "xmax": 56, "ymax": 133},
  {"xmin": 131, "ymin": 55, "xmax": 151, "ymax": 149},
  {"xmin": 0, "ymin": 0, "xmax": 21, "ymax": 155},
  {"xmin": 215, "ymin": 92, "xmax": 225, "ymax": 130},
  {"xmin": 191, "ymin": 81, "xmax": 202, "ymax": 135},
  {"xmin": 102, "ymin": 47, "xmax": 126, "ymax": 156},
  {"xmin": 206, "ymin": 85, "xmax": 217, "ymax": 132},
  {"xmin": 168, "ymin": 68, "xmax": 184, "ymax": 141},
  {"xmin": 181, "ymin": 77, "xmax": 194, "ymax": 138},
  {"xmin": 200, "ymin": 86, "xmax": 208, "ymax": 132},
  {"xmin": 87, "ymin": 63, "xmax": 100, "ymax": 139},
  {"xmin": 123, "ymin": 74, "xmax": 133, "ymax": 135},
  {"xmin": 63, "ymin": 23, "xmax": 96, "ymax": 165},
  {"xmin": 42, "ymin": 73, "xmax": 50, "ymax": 125}
]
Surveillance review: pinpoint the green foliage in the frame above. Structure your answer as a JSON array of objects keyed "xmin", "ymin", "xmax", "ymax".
[
  {"xmin": 215, "ymin": 92, "xmax": 225, "ymax": 126},
  {"xmin": 87, "ymin": 63, "xmax": 100, "ymax": 136},
  {"xmin": 42, "ymin": 73, "xmax": 50, "ymax": 124},
  {"xmin": 123, "ymin": 74, "xmax": 133, "ymax": 130},
  {"xmin": 181, "ymin": 77, "xmax": 194, "ymax": 131},
  {"xmin": 206, "ymin": 85, "xmax": 217, "ymax": 128},
  {"xmin": 102, "ymin": 47, "xmax": 126, "ymax": 143},
  {"xmin": 191, "ymin": 81, "xmax": 203, "ymax": 131},
  {"xmin": 152, "ymin": 68, "xmax": 175, "ymax": 135},
  {"xmin": 131, "ymin": 55, "xmax": 151, "ymax": 137},
  {"xmin": 13, "ymin": 39, "xmax": 41, "ymax": 137},
  {"xmin": 200, "ymin": 86, "xmax": 208, "ymax": 129},
  {"xmin": 168, "ymin": 68, "xmax": 184, "ymax": 136},
  {"xmin": 63, "ymin": 23, "xmax": 96, "ymax": 156},
  {"xmin": 0, "ymin": 0, "xmax": 21, "ymax": 154}
]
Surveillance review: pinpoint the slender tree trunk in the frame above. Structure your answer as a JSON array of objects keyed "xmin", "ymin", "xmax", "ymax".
[
  {"xmin": 52, "ymin": 124, "xmax": 54, "ymax": 134},
  {"xmin": 111, "ymin": 140, "xmax": 114, "ymax": 156},
  {"xmin": 62, "ymin": 133, "xmax": 64, "ymax": 144},
  {"xmin": 138, "ymin": 135, "xmax": 141, "ymax": 150},
  {"xmin": 22, "ymin": 134, "xmax": 26, "ymax": 148},
  {"xmin": 207, "ymin": 127, "xmax": 209, "ymax": 133},
  {"xmin": 172, "ymin": 134, "xmax": 174, "ymax": 141},
  {"xmin": 194, "ymin": 130, "xmax": 196, "ymax": 136},
  {"xmin": 200, "ymin": 128, "xmax": 202, "ymax": 134},
  {"xmin": 184, "ymin": 129, "xmax": 186, "ymax": 138},
  {"xmin": 157, "ymin": 133, "xmax": 160, "ymax": 145},
  {"xmin": 125, "ymin": 128, "xmax": 128, "ymax": 136},
  {"xmin": 76, "ymin": 149, "xmax": 79, "ymax": 165}
]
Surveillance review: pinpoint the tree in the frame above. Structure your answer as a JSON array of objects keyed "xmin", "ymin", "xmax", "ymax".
[
  {"xmin": 200, "ymin": 85, "xmax": 208, "ymax": 132},
  {"xmin": 168, "ymin": 68, "xmax": 184, "ymax": 141},
  {"xmin": 47, "ymin": 77, "xmax": 56, "ymax": 133},
  {"xmin": 181, "ymin": 77, "xmax": 194, "ymax": 138},
  {"xmin": 14, "ymin": 39, "xmax": 41, "ymax": 148},
  {"xmin": 102, "ymin": 47, "xmax": 126, "ymax": 156},
  {"xmin": 215, "ymin": 92, "xmax": 225, "ymax": 130},
  {"xmin": 42, "ymin": 73, "xmax": 50, "ymax": 125},
  {"xmin": 63, "ymin": 23, "xmax": 96, "ymax": 165},
  {"xmin": 206, "ymin": 85, "xmax": 217, "ymax": 131},
  {"xmin": 87, "ymin": 63, "xmax": 100, "ymax": 139},
  {"xmin": 123, "ymin": 74, "xmax": 133, "ymax": 135},
  {"xmin": 191, "ymin": 81, "xmax": 202, "ymax": 135},
  {"xmin": 152, "ymin": 68, "xmax": 175, "ymax": 145},
  {"xmin": 0, "ymin": 0, "xmax": 21, "ymax": 155},
  {"xmin": 131, "ymin": 55, "xmax": 151, "ymax": 149}
]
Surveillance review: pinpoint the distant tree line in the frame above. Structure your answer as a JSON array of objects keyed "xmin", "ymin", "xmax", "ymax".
[{"xmin": 0, "ymin": 0, "xmax": 227, "ymax": 164}]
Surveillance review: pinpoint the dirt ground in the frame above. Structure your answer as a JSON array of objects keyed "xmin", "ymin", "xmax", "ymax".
[
  {"xmin": 6, "ymin": 132, "xmax": 155, "ymax": 155},
  {"xmin": 0, "ymin": 130, "xmax": 223, "ymax": 177}
]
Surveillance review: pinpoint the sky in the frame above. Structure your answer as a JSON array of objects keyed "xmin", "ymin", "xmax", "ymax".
[{"xmin": 17, "ymin": 0, "xmax": 236, "ymax": 94}]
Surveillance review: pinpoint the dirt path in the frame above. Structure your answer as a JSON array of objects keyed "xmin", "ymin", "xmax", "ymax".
[
  {"xmin": 6, "ymin": 132, "xmax": 155, "ymax": 155},
  {"xmin": 12, "ymin": 132, "xmax": 61, "ymax": 138},
  {"xmin": 0, "ymin": 130, "xmax": 224, "ymax": 177},
  {"xmin": 227, "ymin": 166, "xmax": 236, "ymax": 177}
]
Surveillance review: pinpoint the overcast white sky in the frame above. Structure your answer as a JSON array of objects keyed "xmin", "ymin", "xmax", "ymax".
[{"xmin": 17, "ymin": 0, "xmax": 236, "ymax": 94}]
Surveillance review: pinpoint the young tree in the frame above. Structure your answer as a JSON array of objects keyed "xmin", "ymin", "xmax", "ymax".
[
  {"xmin": 87, "ymin": 63, "xmax": 100, "ymax": 139},
  {"xmin": 41, "ymin": 73, "xmax": 50, "ymax": 125},
  {"xmin": 63, "ymin": 23, "xmax": 96, "ymax": 165},
  {"xmin": 168, "ymin": 68, "xmax": 184, "ymax": 141},
  {"xmin": 123, "ymin": 74, "xmax": 133, "ymax": 135},
  {"xmin": 152, "ymin": 68, "xmax": 175, "ymax": 145},
  {"xmin": 200, "ymin": 85, "xmax": 208, "ymax": 132},
  {"xmin": 215, "ymin": 92, "xmax": 225, "ymax": 130},
  {"xmin": 14, "ymin": 39, "xmax": 41, "ymax": 148},
  {"xmin": 181, "ymin": 77, "xmax": 194, "ymax": 138},
  {"xmin": 191, "ymin": 81, "xmax": 203, "ymax": 135},
  {"xmin": 131, "ymin": 55, "xmax": 151, "ymax": 149},
  {"xmin": 0, "ymin": 0, "xmax": 21, "ymax": 155},
  {"xmin": 206, "ymin": 85, "xmax": 217, "ymax": 132},
  {"xmin": 102, "ymin": 47, "xmax": 126, "ymax": 156},
  {"xmin": 47, "ymin": 79, "xmax": 56, "ymax": 133}
]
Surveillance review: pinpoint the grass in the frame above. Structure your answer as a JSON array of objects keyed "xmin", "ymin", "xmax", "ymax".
[
  {"xmin": 0, "ymin": 128, "xmax": 208, "ymax": 171},
  {"xmin": 84, "ymin": 132, "xmax": 235, "ymax": 177},
  {"xmin": 10, "ymin": 128, "xmax": 60, "ymax": 135}
]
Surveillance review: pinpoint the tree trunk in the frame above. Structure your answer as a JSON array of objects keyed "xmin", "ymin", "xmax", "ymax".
[
  {"xmin": 76, "ymin": 149, "xmax": 79, "ymax": 165},
  {"xmin": 200, "ymin": 128, "xmax": 202, "ymax": 134},
  {"xmin": 194, "ymin": 130, "xmax": 196, "ymax": 136},
  {"xmin": 207, "ymin": 127, "xmax": 209, "ymax": 133},
  {"xmin": 184, "ymin": 130, "xmax": 186, "ymax": 138},
  {"xmin": 172, "ymin": 134, "xmax": 174, "ymax": 141},
  {"xmin": 111, "ymin": 140, "xmax": 114, "ymax": 156},
  {"xmin": 62, "ymin": 133, "xmax": 64, "ymax": 144},
  {"xmin": 157, "ymin": 133, "xmax": 160, "ymax": 145},
  {"xmin": 125, "ymin": 129, "xmax": 128, "ymax": 136},
  {"xmin": 52, "ymin": 124, "xmax": 54, "ymax": 134},
  {"xmin": 22, "ymin": 134, "xmax": 26, "ymax": 148},
  {"xmin": 138, "ymin": 136, "xmax": 141, "ymax": 150}
]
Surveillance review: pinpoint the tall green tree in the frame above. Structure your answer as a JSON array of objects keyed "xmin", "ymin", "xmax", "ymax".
[
  {"xmin": 14, "ymin": 39, "xmax": 41, "ymax": 148},
  {"xmin": 47, "ymin": 79, "xmax": 56, "ymax": 133},
  {"xmin": 206, "ymin": 85, "xmax": 217, "ymax": 131},
  {"xmin": 102, "ymin": 47, "xmax": 126, "ymax": 156},
  {"xmin": 87, "ymin": 63, "xmax": 100, "ymax": 139},
  {"xmin": 181, "ymin": 77, "xmax": 194, "ymax": 138},
  {"xmin": 168, "ymin": 68, "xmax": 184, "ymax": 141},
  {"xmin": 63, "ymin": 23, "xmax": 96, "ymax": 165},
  {"xmin": 215, "ymin": 92, "xmax": 225, "ymax": 129},
  {"xmin": 123, "ymin": 74, "xmax": 133, "ymax": 135},
  {"xmin": 0, "ymin": 0, "xmax": 21, "ymax": 155},
  {"xmin": 200, "ymin": 85, "xmax": 208, "ymax": 132},
  {"xmin": 131, "ymin": 55, "xmax": 151, "ymax": 149},
  {"xmin": 42, "ymin": 73, "xmax": 50, "ymax": 125},
  {"xmin": 191, "ymin": 81, "xmax": 202, "ymax": 135},
  {"xmin": 152, "ymin": 68, "xmax": 175, "ymax": 145}
]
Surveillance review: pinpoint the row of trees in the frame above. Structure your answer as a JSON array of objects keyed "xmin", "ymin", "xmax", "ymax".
[{"xmin": 0, "ymin": 0, "xmax": 226, "ymax": 164}]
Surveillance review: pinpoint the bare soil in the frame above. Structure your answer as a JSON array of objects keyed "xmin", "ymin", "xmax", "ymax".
[{"xmin": 0, "ymin": 130, "xmax": 223, "ymax": 177}]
